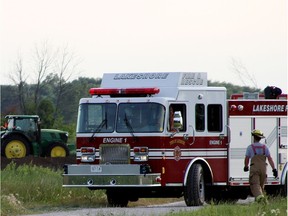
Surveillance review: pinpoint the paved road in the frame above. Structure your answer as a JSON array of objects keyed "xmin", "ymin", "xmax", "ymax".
[{"xmin": 24, "ymin": 198, "xmax": 255, "ymax": 216}]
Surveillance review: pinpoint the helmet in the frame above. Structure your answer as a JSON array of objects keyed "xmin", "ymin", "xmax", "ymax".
[{"xmin": 251, "ymin": 129, "xmax": 265, "ymax": 138}]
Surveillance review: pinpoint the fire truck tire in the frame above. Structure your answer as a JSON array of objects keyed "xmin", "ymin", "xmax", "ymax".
[
  {"xmin": 184, "ymin": 163, "xmax": 205, "ymax": 206},
  {"xmin": 2, "ymin": 135, "xmax": 30, "ymax": 158},
  {"xmin": 46, "ymin": 142, "xmax": 69, "ymax": 157},
  {"xmin": 281, "ymin": 174, "xmax": 287, "ymax": 197},
  {"xmin": 106, "ymin": 189, "xmax": 129, "ymax": 207}
]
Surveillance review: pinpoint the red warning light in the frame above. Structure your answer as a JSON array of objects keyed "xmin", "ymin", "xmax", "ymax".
[{"xmin": 89, "ymin": 88, "xmax": 160, "ymax": 96}]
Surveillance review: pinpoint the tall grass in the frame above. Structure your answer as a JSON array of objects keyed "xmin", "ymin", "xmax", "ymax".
[
  {"xmin": 1, "ymin": 162, "xmax": 181, "ymax": 215},
  {"xmin": 1, "ymin": 162, "xmax": 107, "ymax": 215}
]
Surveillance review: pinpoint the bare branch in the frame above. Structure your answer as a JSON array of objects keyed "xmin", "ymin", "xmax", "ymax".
[
  {"xmin": 52, "ymin": 44, "xmax": 81, "ymax": 126},
  {"xmin": 230, "ymin": 57, "xmax": 258, "ymax": 88},
  {"xmin": 32, "ymin": 41, "xmax": 56, "ymax": 111},
  {"xmin": 9, "ymin": 53, "xmax": 29, "ymax": 113}
]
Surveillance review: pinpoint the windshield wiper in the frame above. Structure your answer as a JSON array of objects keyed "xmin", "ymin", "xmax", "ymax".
[
  {"xmin": 124, "ymin": 113, "xmax": 137, "ymax": 142},
  {"xmin": 90, "ymin": 112, "xmax": 107, "ymax": 142}
]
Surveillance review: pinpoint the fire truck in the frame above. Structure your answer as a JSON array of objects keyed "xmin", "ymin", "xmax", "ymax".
[{"xmin": 63, "ymin": 72, "xmax": 287, "ymax": 207}]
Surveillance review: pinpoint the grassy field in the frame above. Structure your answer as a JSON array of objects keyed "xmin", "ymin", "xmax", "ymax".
[
  {"xmin": 167, "ymin": 198, "xmax": 287, "ymax": 216},
  {"xmin": 1, "ymin": 162, "xmax": 287, "ymax": 216}
]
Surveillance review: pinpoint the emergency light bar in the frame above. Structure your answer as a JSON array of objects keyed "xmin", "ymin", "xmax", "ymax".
[{"xmin": 89, "ymin": 87, "xmax": 160, "ymax": 96}]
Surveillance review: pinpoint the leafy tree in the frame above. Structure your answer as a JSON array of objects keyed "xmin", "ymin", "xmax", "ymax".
[
  {"xmin": 38, "ymin": 99, "xmax": 55, "ymax": 128},
  {"xmin": 0, "ymin": 85, "xmax": 20, "ymax": 115},
  {"xmin": 53, "ymin": 116, "xmax": 76, "ymax": 143},
  {"xmin": 208, "ymin": 81, "xmax": 261, "ymax": 99},
  {"xmin": 58, "ymin": 77, "xmax": 101, "ymax": 124}
]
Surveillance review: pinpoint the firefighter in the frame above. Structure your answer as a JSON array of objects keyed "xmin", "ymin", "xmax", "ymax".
[{"xmin": 244, "ymin": 129, "xmax": 278, "ymax": 203}]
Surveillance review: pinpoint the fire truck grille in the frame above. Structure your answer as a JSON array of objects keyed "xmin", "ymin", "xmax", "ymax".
[{"xmin": 99, "ymin": 144, "xmax": 130, "ymax": 164}]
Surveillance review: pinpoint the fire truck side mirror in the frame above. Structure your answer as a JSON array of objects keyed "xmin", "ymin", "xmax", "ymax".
[{"xmin": 170, "ymin": 128, "xmax": 179, "ymax": 138}]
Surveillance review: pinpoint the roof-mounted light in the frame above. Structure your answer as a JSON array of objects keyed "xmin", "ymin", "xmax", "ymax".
[
  {"xmin": 89, "ymin": 87, "xmax": 160, "ymax": 96},
  {"xmin": 89, "ymin": 88, "xmax": 120, "ymax": 95}
]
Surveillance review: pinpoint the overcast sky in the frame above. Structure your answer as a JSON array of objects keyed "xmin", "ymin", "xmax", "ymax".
[{"xmin": 0, "ymin": 0, "xmax": 287, "ymax": 92}]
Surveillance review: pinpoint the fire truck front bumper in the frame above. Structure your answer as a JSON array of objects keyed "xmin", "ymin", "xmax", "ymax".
[{"xmin": 63, "ymin": 164, "xmax": 161, "ymax": 188}]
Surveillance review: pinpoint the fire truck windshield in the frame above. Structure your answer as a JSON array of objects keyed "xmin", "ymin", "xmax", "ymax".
[
  {"xmin": 77, "ymin": 103, "xmax": 117, "ymax": 133},
  {"xmin": 117, "ymin": 103, "xmax": 165, "ymax": 133},
  {"xmin": 77, "ymin": 103, "xmax": 165, "ymax": 133}
]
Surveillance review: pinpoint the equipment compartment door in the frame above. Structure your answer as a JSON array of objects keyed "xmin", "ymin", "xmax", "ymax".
[
  {"xmin": 229, "ymin": 117, "xmax": 252, "ymax": 179},
  {"xmin": 229, "ymin": 116, "xmax": 283, "ymax": 180}
]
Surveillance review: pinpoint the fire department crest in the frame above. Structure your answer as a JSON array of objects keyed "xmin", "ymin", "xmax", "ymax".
[{"xmin": 174, "ymin": 146, "xmax": 181, "ymax": 161}]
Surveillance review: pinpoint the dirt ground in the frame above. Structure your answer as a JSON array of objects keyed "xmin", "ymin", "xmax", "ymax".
[{"xmin": 1, "ymin": 155, "xmax": 76, "ymax": 170}]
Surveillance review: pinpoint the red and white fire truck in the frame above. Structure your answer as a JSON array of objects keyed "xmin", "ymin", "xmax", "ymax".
[{"xmin": 63, "ymin": 72, "xmax": 287, "ymax": 207}]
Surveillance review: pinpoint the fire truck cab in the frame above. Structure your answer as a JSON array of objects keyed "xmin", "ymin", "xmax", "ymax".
[{"xmin": 63, "ymin": 72, "xmax": 287, "ymax": 207}]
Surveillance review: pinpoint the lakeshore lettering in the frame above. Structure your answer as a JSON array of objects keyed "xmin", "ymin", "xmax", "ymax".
[
  {"xmin": 112, "ymin": 72, "xmax": 207, "ymax": 87},
  {"xmin": 113, "ymin": 73, "xmax": 169, "ymax": 80},
  {"xmin": 252, "ymin": 104, "xmax": 288, "ymax": 112}
]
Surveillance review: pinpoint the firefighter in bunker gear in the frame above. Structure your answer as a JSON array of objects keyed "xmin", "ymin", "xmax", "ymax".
[{"xmin": 243, "ymin": 129, "xmax": 278, "ymax": 202}]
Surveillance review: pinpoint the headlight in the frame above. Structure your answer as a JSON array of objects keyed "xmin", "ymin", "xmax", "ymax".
[
  {"xmin": 133, "ymin": 147, "xmax": 149, "ymax": 162},
  {"xmin": 80, "ymin": 147, "xmax": 96, "ymax": 162},
  {"xmin": 81, "ymin": 155, "xmax": 95, "ymax": 162}
]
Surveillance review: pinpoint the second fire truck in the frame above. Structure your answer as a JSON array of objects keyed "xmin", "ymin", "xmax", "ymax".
[{"xmin": 63, "ymin": 72, "xmax": 287, "ymax": 206}]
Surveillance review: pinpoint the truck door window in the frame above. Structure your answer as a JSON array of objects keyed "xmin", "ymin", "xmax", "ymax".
[
  {"xmin": 207, "ymin": 104, "xmax": 223, "ymax": 132},
  {"xmin": 195, "ymin": 104, "xmax": 205, "ymax": 131},
  {"xmin": 117, "ymin": 103, "xmax": 165, "ymax": 133},
  {"xmin": 169, "ymin": 104, "xmax": 186, "ymax": 132},
  {"xmin": 77, "ymin": 103, "xmax": 117, "ymax": 133}
]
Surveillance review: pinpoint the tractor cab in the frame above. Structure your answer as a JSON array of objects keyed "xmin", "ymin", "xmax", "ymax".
[
  {"xmin": 3, "ymin": 115, "xmax": 41, "ymax": 141},
  {"xmin": 6, "ymin": 115, "xmax": 39, "ymax": 130}
]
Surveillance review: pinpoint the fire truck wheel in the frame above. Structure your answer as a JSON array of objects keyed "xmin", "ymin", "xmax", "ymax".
[
  {"xmin": 47, "ymin": 142, "xmax": 69, "ymax": 157},
  {"xmin": 2, "ymin": 135, "xmax": 30, "ymax": 158},
  {"xmin": 279, "ymin": 174, "xmax": 287, "ymax": 197},
  {"xmin": 184, "ymin": 163, "xmax": 205, "ymax": 206},
  {"xmin": 106, "ymin": 189, "xmax": 128, "ymax": 207}
]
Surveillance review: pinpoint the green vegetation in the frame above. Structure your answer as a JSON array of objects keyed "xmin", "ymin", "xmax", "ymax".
[
  {"xmin": 0, "ymin": 162, "xmax": 181, "ymax": 215},
  {"xmin": 167, "ymin": 198, "xmax": 287, "ymax": 216},
  {"xmin": 1, "ymin": 162, "xmax": 286, "ymax": 216},
  {"xmin": 1, "ymin": 162, "xmax": 107, "ymax": 215}
]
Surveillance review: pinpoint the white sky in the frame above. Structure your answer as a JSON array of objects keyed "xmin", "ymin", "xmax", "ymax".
[{"xmin": 0, "ymin": 0, "xmax": 287, "ymax": 93}]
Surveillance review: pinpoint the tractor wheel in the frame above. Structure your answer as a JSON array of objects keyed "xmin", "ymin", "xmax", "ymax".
[
  {"xmin": 184, "ymin": 163, "xmax": 205, "ymax": 206},
  {"xmin": 47, "ymin": 142, "xmax": 69, "ymax": 157},
  {"xmin": 2, "ymin": 135, "xmax": 30, "ymax": 158}
]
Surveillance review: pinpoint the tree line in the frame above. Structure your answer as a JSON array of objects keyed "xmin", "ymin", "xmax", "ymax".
[
  {"xmin": 0, "ymin": 43, "xmax": 261, "ymax": 139},
  {"xmin": 1, "ymin": 77, "xmax": 260, "ymax": 128}
]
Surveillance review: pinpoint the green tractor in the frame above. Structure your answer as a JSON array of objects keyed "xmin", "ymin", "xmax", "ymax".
[{"xmin": 1, "ymin": 115, "xmax": 73, "ymax": 159}]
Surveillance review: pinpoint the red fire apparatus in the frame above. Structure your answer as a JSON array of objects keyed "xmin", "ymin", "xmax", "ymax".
[{"xmin": 63, "ymin": 72, "xmax": 287, "ymax": 207}]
